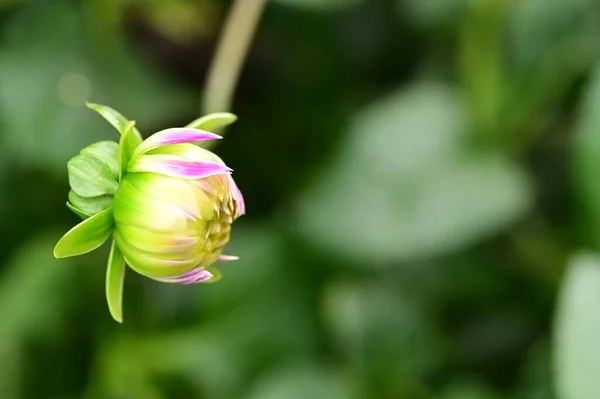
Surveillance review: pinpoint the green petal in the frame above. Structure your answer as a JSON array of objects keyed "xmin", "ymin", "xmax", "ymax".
[
  {"xmin": 86, "ymin": 102, "xmax": 143, "ymax": 141},
  {"xmin": 118, "ymin": 120, "xmax": 142, "ymax": 179},
  {"xmin": 185, "ymin": 112, "xmax": 237, "ymax": 132},
  {"xmin": 53, "ymin": 207, "xmax": 114, "ymax": 258},
  {"xmin": 66, "ymin": 201, "xmax": 92, "ymax": 219},
  {"xmin": 106, "ymin": 240, "xmax": 126, "ymax": 323}
]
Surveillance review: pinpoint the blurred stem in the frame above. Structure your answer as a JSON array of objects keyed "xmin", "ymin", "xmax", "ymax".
[
  {"xmin": 459, "ymin": 0, "xmax": 511, "ymax": 142},
  {"xmin": 203, "ymin": 0, "xmax": 267, "ymax": 114}
]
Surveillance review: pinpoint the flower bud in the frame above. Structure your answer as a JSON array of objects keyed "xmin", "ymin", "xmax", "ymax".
[
  {"xmin": 113, "ymin": 135, "xmax": 245, "ymax": 283},
  {"xmin": 53, "ymin": 103, "xmax": 244, "ymax": 322}
]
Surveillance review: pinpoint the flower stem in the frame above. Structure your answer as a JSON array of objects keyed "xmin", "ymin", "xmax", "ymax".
[{"xmin": 203, "ymin": 0, "xmax": 268, "ymax": 114}]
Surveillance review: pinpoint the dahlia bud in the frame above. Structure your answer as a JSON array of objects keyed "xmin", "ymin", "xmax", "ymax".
[{"xmin": 53, "ymin": 103, "xmax": 245, "ymax": 323}]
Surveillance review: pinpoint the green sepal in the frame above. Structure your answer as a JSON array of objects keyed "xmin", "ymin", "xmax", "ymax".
[
  {"xmin": 106, "ymin": 240, "xmax": 126, "ymax": 323},
  {"xmin": 203, "ymin": 266, "xmax": 223, "ymax": 284},
  {"xmin": 66, "ymin": 201, "xmax": 92, "ymax": 219},
  {"xmin": 118, "ymin": 120, "xmax": 142, "ymax": 179},
  {"xmin": 53, "ymin": 207, "xmax": 114, "ymax": 259},
  {"xmin": 80, "ymin": 141, "xmax": 119, "ymax": 179},
  {"xmin": 68, "ymin": 153, "xmax": 119, "ymax": 197},
  {"xmin": 86, "ymin": 102, "xmax": 143, "ymax": 142},
  {"xmin": 185, "ymin": 112, "xmax": 237, "ymax": 132},
  {"xmin": 68, "ymin": 191, "xmax": 114, "ymax": 218}
]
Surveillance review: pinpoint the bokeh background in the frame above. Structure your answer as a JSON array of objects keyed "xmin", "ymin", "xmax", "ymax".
[{"xmin": 2, "ymin": 0, "xmax": 600, "ymax": 398}]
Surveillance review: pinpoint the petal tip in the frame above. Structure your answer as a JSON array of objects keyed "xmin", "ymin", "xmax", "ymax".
[{"xmin": 218, "ymin": 255, "xmax": 239, "ymax": 262}]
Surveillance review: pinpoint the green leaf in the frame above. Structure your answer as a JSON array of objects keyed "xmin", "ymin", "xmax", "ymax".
[
  {"xmin": 67, "ymin": 153, "xmax": 119, "ymax": 197},
  {"xmin": 66, "ymin": 201, "xmax": 91, "ymax": 219},
  {"xmin": 118, "ymin": 120, "xmax": 142, "ymax": 179},
  {"xmin": 185, "ymin": 112, "xmax": 238, "ymax": 132},
  {"xmin": 106, "ymin": 240, "xmax": 126, "ymax": 323},
  {"xmin": 86, "ymin": 102, "xmax": 143, "ymax": 142},
  {"xmin": 53, "ymin": 207, "xmax": 114, "ymax": 258},
  {"xmin": 554, "ymin": 252, "xmax": 600, "ymax": 399},
  {"xmin": 68, "ymin": 191, "xmax": 114, "ymax": 218},
  {"xmin": 80, "ymin": 140, "xmax": 119, "ymax": 179}
]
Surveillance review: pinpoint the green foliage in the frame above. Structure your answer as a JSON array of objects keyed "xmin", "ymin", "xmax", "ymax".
[
  {"xmin": 53, "ymin": 208, "xmax": 114, "ymax": 258},
  {"xmin": 105, "ymin": 241, "xmax": 126, "ymax": 324},
  {"xmin": 1, "ymin": 0, "xmax": 600, "ymax": 398},
  {"xmin": 295, "ymin": 82, "xmax": 533, "ymax": 263},
  {"xmin": 272, "ymin": 0, "xmax": 365, "ymax": 11},
  {"xmin": 554, "ymin": 253, "xmax": 600, "ymax": 399}
]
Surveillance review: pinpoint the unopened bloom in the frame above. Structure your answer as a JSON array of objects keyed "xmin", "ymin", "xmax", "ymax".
[{"xmin": 53, "ymin": 103, "xmax": 245, "ymax": 323}]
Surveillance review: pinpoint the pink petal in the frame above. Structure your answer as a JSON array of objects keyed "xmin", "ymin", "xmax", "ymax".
[
  {"xmin": 128, "ymin": 154, "xmax": 232, "ymax": 179},
  {"xmin": 154, "ymin": 267, "xmax": 214, "ymax": 284},
  {"xmin": 134, "ymin": 128, "xmax": 222, "ymax": 156},
  {"xmin": 229, "ymin": 178, "xmax": 246, "ymax": 217},
  {"xmin": 218, "ymin": 255, "xmax": 239, "ymax": 262}
]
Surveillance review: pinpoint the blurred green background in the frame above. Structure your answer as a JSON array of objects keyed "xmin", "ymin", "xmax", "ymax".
[{"xmin": 2, "ymin": 0, "xmax": 600, "ymax": 398}]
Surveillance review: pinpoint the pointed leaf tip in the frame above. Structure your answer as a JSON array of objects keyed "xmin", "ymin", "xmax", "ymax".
[
  {"xmin": 66, "ymin": 201, "xmax": 92, "ymax": 219},
  {"xmin": 118, "ymin": 120, "xmax": 143, "ymax": 179},
  {"xmin": 106, "ymin": 240, "xmax": 126, "ymax": 323},
  {"xmin": 186, "ymin": 112, "xmax": 238, "ymax": 132},
  {"xmin": 53, "ymin": 207, "xmax": 114, "ymax": 258},
  {"xmin": 86, "ymin": 102, "xmax": 143, "ymax": 142}
]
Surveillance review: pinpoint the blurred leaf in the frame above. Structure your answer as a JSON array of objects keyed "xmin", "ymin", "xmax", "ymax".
[
  {"xmin": 186, "ymin": 112, "xmax": 238, "ymax": 132},
  {"xmin": 295, "ymin": 82, "xmax": 532, "ymax": 263},
  {"xmin": 515, "ymin": 341, "xmax": 553, "ymax": 399},
  {"xmin": 439, "ymin": 379, "xmax": 502, "ymax": 399},
  {"xmin": 0, "ymin": 4, "xmax": 193, "ymax": 173},
  {"xmin": 322, "ymin": 280, "xmax": 443, "ymax": 396},
  {"xmin": 401, "ymin": 0, "xmax": 467, "ymax": 28},
  {"xmin": 509, "ymin": 0, "xmax": 600, "ymax": 69},
  {"xmin": 554, "ymin": 252, "xmax": 600, "ymax": 399},
  {"xmin": 134, "ymin": 0, "xmax": 219, "ymax": 45},
  {"xmin": 244, "ymin": 363, "xmax": 360, "ymax": 399},
  {"xmin": 458, "ymin": 0, "xmax": 509, "ymax": 136},
  {"xmin": 573, "ymin": 64, "xmax": 600, "ymax": 248},
  {"xmin": 500, "ymin": 1, "xmax": 600, "ymax": 149},
  {"xmin": 271, "ymin": 0, "xmax": 365, "ymax": 11},
  {"xmin": 0, "ymin": 232, "xmax": 83, "ymax": 398}
]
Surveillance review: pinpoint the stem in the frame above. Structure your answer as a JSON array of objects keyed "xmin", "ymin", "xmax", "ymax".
[{"xmin": 203, "ymin": 0, "xmax": 268, "ymax": 114}]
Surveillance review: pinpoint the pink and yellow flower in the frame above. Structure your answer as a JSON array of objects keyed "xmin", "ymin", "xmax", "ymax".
[{"xmin": 53, "ymin": 103, "xmax": 245, "ymax": 323}]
